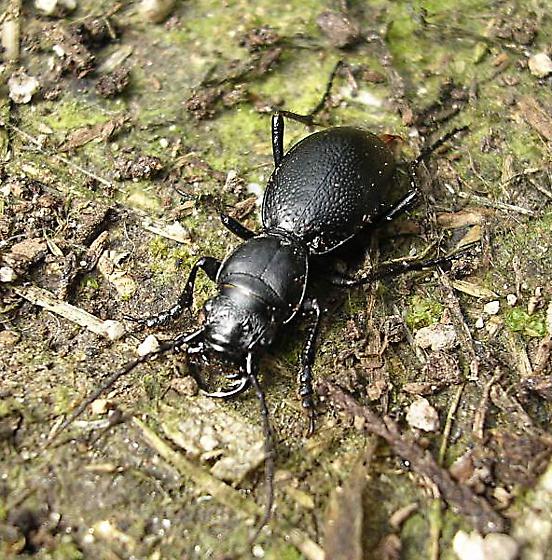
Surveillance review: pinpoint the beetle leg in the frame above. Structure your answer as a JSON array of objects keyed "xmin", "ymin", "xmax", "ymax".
[
  {"xmin": 220, "ymin": 213, "xmax": 256, "ymax": 240},
  {"xmin": 126, "ymin": 256, "xmax": 221, "ymax": 328},
  {"xmin": 328, "ymin": 245, "xmax": 477, "ymax": 287},
  {"xmin": 372, "ymin": 188, "xmax": 419, "ymax": 225},
  {"xmin": 413, "ymin": 125, "xmax": 469, "ymax": 167},
  {"xmin": 298, "ymin": 298, "xmax": 321, "ymax": 437},
  {"xmin": 271, "ymin": 113, "xmax": 284, "ymax": 167}
]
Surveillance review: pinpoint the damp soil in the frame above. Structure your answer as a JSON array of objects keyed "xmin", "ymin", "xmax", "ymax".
[{"xmin": 1, "ymin": 1, "xmax": 551, "ymax": 559}]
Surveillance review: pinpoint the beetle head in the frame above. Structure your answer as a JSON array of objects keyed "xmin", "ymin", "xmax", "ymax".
[{"xmin": 202, "ymin": 295, "xmax": 274, "ymax": 360}]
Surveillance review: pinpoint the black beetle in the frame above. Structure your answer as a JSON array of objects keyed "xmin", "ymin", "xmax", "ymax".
[
  {"xmin": 52, "ymin": 113, "xmax": 465, "ymax": 443},
  {"xmin": 49, "ymin": 111, "xmax": 466, "ymax": 543},
  {"xmin": 128, "ymin": 114, "xmax": 462, "ymax": 432}
]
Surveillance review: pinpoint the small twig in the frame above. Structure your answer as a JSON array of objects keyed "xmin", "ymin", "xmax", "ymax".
[
  {"xmin": 455, "ymin": 188, "xmax": 537, "ymax": 217},
  {"xmin": 439, "ymin": 272, "xmax": 480, "ymax": 380},
  {"xmin": 0, "ymin": 120, "xmax": 114, "ymax": 189},
  {"xmin": 14, "ymin": 285, "xmax": 124, "ymax": 341},
  {"xmin": 438, "ymin": 383, "xmax": 465, "ymax": 465},
  {"xmin": 534, "ymin": 334, "xmax": 552, "ymax": 374},
  {"xmin": 320, "ymin": 381, "xmax": 505, "ymax": 533},
  {"xmin": 428, "ymin": 497, "xmax": 443, "ymax": 560},
  {"xmin": 528, "ymin": 177, "xmax": 552, "ymax": 200},
  {"xmin": 472, "ymin": 368, "xmax": 502, "ymax": 440},
  {"xmin": 1, "ymin": 0, "xmax": 22, "ymax": 62}
]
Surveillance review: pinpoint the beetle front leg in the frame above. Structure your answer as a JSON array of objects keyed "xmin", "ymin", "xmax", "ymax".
[
  {"xmin": 128, "ymin": 256, "xmax": 221, "ymax": 328},
  {"xmin": 298, "ymin": 298, "xmax": 321, "ymax": 436}
]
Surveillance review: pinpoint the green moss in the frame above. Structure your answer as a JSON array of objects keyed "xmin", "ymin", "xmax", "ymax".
[
  {"xmin": 49, "ymin": 541, "xmax": 84, "ymax": 560},
  {"xmin": 406, "ymin": 295, "xmax": 443, "ymax": 330},
  {"xmin": 53, "ymin": 385, "xmax": 76, "ymax": 415},
  {"xmin": 504, "ymin": 308, "xmax": 547, "ymax": 338},
  {"xmin": 266, "ymin": 545, "xmax": 303, "ymax": 560},
  {"xmin": 40, "ymin": 99, "xmax": 113, "ymax": 131},
  {"xmin": 81, "ymin": 275, "xmax": 100, "ymax": 290},
  {"xmin": 149, "ymin": 237, "xmax": 170, "ymax": 259}
]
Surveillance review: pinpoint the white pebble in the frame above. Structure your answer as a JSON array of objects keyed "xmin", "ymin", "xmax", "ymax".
[
  {"xmin": 484, "ymin": 300, "xmax": 500, "ymax": 315},
  {"xmin": 528, "ymin": 52, "xmax": 552, "ymax": 78},
  {"xmin": 102, "ymin": 320, "xmax": 125, "ymax": 341},
  {"xmin": 252, "ymin": 544, "xmax": 265, "ymax": 558},
  {"xmin": 35, "ymin": 0, "xmax": 77, "ymax": 16},
  {"xmin": 483, "ymin": 533, "xmax": 519, "ymax": 560},
  {"xmin": 475, "ymin": 317, "xmax": 485, "ymax": 329},
  {"xmin": 453, "ymin": 531, "xmax": 484, "ymax": 560},
  {"xmin": 414, "ymin": 323, "xmax": 457, "ymax": 351},
  {"xmin": 8, "ymin": 71, "xmax": 39, "ymax": 104},
  {"xmin": 453, "ymin": 531, "xmax": 519, "ymax": 560},
  {"xmin": 0, "ymin": 266, "xmax": 17, "ymax": 282},
  {"xmin": 406, "ymin": 397, "xmax": 440, "ymax": 432},
  {"xmin": 137, "ymin": 334, "xmax": 160, "ymax": 356},
  {"xmin": 506, "ymin": 294, "xmax": 517, "ymax": 306}
]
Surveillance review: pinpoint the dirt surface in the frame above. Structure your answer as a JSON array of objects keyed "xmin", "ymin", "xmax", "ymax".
[{"xmin": 1, "ymin": 1, "xmax": 551, "ymax": 559}]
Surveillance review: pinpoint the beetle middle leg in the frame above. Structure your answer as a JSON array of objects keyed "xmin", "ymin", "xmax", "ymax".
[
  {"xmin": 127, "ymin": 256, "xmax": 220, "ymax": 328},
  {"xmin": 298, "ymin": 297, "xmax": 321, "ymax": 436}
]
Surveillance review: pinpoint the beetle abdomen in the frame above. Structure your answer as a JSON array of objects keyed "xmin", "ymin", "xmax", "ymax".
[{"xmin": 262, "ymin": 127, "xmax": 395, "ymax": 254}]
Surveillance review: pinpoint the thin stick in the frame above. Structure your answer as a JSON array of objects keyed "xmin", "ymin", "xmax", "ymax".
[
  {"xmin": 0, "ymin": 120, "xmax": 114, "ymax": 189},
  {"xmin": 320, "ymin": 380, "xmax": 505, "ymax": 533}
]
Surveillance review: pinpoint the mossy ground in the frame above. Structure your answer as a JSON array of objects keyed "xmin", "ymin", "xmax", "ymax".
[{"xmin": 1, "ymin": 0, "xmax": 551, "ymax": 559}]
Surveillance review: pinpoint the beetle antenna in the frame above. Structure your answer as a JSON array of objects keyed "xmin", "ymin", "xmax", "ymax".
[
  {"xmin": 246, "ymin": 353, "xmax": 275, "ymax": 545},
  {"xmin": 46, "ymin": 328, "xmax": 205, "ymax": 447}
]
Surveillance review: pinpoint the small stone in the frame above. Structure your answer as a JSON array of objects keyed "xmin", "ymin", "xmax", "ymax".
[
  {"xmin": 137, "ymin": 334, "xmax": 160, "ymax": 356},
  {"xmin": 406, "ymin": 397, "xmax": 440, "ymax": 432},
  {"xmin": 0, "ymin": 330, "xmax": 21, "ymax": 347},
  {"xmin": 414, "ymin": 323, "xmax": 457, "ymax": 351},
  {"xmin": 528, "ymin": 52, "xmax": 552, "ymax": 78},
  {"xmin": 252, "ymin": 544, "xmax": 265, "ymax": 558},
  {"xmin": 449, "ymin": 451, "xmax": 475, "ymax": 483},
  {"xmin": 34, "ymin": 0, "xmax": 77, "ymax": 16},
  {"xmin": 484, "ymin": 300, "xmax": 500, "ymax": 315},
  {"xmin": 453, "ymin": 531, "xmax": 519, "ymax": 560},
  {"xmin": 483, "ymin": 534, "xmax": 519, "ymax": 560},
  {"xmin": 90, "ymin": 399, "xmax": 110, "ymax": 415},
  {"xmin": 0, "ymin": 266, "xmax": 17, "ymax": 282},
  {"xmin": 506, "ymin": 294, "xmax": 517, "ymax": 306},
  {"xmin": 199, "ymin": 433, "xmax": 219, "ymax": 452},
  {"xmin": 316, "ymin": 11, "xmax": 361, "ymax": 48},
  {"xmin": 475, "ymin": 317, "xmax": 485, "ymax": 329},
  {"xmin": 140, "ymin": 0, "xmax": 176, "ymax": 23},
  {"xmin": 8, "ymin": 71, "xmax": 39, "ymax": 104},
  {"xmin": 453, "ymin": 531, "xmax": 484, "ymax": 560},
  {"xmin": 102, "ymin": 320, "xmax": 125, "ymax": 341},
  {"xmin": 170, "ymin": 376, "xmax": 199, "ymax": 397}
]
